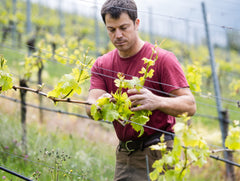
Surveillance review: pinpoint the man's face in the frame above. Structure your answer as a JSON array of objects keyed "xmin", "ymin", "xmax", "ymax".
[{"xmin": 105, "ymin": 12, "xmax": 139, "ymax": 56}]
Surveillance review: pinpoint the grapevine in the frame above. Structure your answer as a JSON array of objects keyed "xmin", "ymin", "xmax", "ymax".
[
  {"xmin": 0, "ymin": 53, "xmax": 92, "ymax": 105},
  {"xmin": 150, "ymin": 116, "xmax": 240, "ymax": 181},
  {"xmin": 91, "ymin": 46, "xmax": 158, "ymax": 136},
  {"xmin": 225, "ymin": 120, "xmax": 240, "ymax": 150},
  {"xmin": 150, "ymin": 114, "xmax": 210, "ymax": 181},
  {"xmin": 229, "ymin": 79, "xmax": 240, "ymax": 96},
  {"xmin": 48, "ymin": 48, "xmax": 94, "ymax": 99},
  {"xmin": 0, "ymin": 55, "xmax": 13, "ymax": 92},
  {"xmin": 183, "ymin": 61, "xmax": 203, "ymax": 94}
]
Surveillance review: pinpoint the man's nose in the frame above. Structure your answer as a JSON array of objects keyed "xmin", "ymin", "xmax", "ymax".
[{"xmin": 115, "ymin": 29, "xmax": 123, "ymax": 38}]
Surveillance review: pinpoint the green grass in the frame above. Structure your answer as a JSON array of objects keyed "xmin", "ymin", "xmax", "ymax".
[{"xmin": 0, "ymin": 113, "xmax": 115, "ymax": 181}]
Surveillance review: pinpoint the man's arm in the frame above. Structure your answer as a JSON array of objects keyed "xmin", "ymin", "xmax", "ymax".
[
  {"xmin": 85, "ymin": 89, "xmax": 111, "ymax": 118},
  {"xmin": 127, "ymin": 88, "xmax": 196, "ymax": 117}
]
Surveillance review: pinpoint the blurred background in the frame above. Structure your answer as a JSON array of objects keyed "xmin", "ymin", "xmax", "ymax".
[{"xmin": 30, "ymin": 0, "xmax": 240, "ymax": 46}]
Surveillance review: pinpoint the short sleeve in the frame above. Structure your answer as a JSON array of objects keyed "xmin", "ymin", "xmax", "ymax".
[
  {"xmin": 89, "ymin": 58, "xmax": 107, "ymax": 91},
  {"xmin": 159, "ymin": 52, "xmax": 189, "ymax": 93}
]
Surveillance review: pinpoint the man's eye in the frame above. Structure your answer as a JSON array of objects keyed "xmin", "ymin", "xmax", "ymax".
[{"xmin": 109, "ymin": 29, "xmax": 115, "ymax": 32}]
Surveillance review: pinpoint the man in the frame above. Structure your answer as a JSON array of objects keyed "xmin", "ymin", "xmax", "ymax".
[{"xmin": 86, "ymin": 0, "xmax": 196, "ymax": 180}]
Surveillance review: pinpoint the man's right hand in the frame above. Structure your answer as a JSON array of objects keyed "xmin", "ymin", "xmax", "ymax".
[
  {"xmin": 98, "ymin": 92, "xmax": 112, "ymax": 99},
  {"xmin": 86, "ymin": 89, "xmax": 110, "ymax": 118}
]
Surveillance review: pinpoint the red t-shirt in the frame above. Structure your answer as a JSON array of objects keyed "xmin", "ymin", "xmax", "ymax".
[{"xmin": 90, "ymin": 42, "xmax": 189, "ymax": 141}]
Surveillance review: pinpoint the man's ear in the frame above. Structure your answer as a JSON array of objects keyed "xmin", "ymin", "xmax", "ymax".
[{"xmin": 135, "ymin": 18, "xmax": 140, "ymax": 30}]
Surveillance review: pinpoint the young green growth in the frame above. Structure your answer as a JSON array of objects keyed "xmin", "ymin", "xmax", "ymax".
[
  {"xmin": 91, "ymin": 46, "xmax": 158, "ymax": 136},
  {"xmin": 150, "ymin": 113, "xmax": 210, "ymax": 181},
  {"xmin": 0, "ymin": 55, "xmax": 13, "ymax": 92},
  {"xmin": 47, "ymin": 49, "xmax": 94, "ymax": 99},
  {"xmin": 225, "ymin": 120, "xmax": 240, "ymax": 150}
]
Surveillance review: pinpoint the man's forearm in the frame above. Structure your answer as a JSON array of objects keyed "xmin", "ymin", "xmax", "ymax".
[{"xmin": 155, "ymin": 95, "xmax": 196, "ymax": 117}]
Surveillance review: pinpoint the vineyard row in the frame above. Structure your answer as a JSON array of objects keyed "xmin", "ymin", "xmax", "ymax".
[{"xmin": 0, "ymin": 94, "xmax": 239, "ymax": 169}]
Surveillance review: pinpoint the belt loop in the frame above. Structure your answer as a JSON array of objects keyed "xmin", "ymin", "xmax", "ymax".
[{"xmin": 118, "ymin": 143, "xmax": 122, "ymax": 152}]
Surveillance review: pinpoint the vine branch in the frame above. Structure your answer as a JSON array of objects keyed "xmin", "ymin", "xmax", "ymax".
[
  {"xmin": 211, "ymin": 148, "xmax": 236, "ymax": 154},
  {"xmin": 11, "ymin": 85, "xmax": 91, "ymax": 105}
]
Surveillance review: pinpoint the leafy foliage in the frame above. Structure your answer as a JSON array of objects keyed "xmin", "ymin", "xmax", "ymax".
[
  {"xmin": 24, "ymin": 40, "xmax": 49, "ymax": 79},
  {"xmin": 150, "ymin": 114, "xmax": 210, "ymax": 181},
  {"xmin": 48, "ymin": 49, "xmax": 94, "ymax": 99},
  {"xmin": 229, "ymin": 79, "xmax": 240, "ymax": 96},
  {"xmin": 91, "ymin": 46, "xmax": 158, "ymax": 136},
  {"xmin": 225, "ymin": 120, "xmax": 240, "ymax": 150},
  {"xmin": 183, "ymin": 61, "xmax": 203, "ymax": 94},
  {"xmin": 0, "ymin": 55, "xmax": 13, "ymax": 92}
]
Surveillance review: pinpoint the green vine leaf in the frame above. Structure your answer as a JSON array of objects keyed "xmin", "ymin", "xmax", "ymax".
[
  {"xmin": 47, "ymin": 49, "xmax": 94, "ymax": 99},
  {"xmin": 130, "ymin": 110, "xmax": 152, "ymax": 137},
  {"xmin": 90, "ymin": 104, "xmax": 102, "ymax": 121},
  {"xmin": 229, "ymin": 79, "xmax": 240, "ymax": 96},
  {"xmin": 0, "ymin": 55, "xmax": 13, "ymax": 92},
  {"xmin": 225, "ymin": 120, "xmax": 240, "ymax": 150},
  {"xmin": 54, "ymin": 47, "xmax": 68, "ymax": 64},
  {"xmin": 0, "ymin": 71, "xmax": 13, "ymax": 92},
  {"xmin": 47, "ymin": 74, "xmax": 81, "ymax": 98},
  {"xmin": 101, "ymin": 103, "xmax": 119, "ymax": 122},
  {"xmin": 183, "ymin": 61, "xmax": 202, "ymax": 94},
  {"xmin": 123, "ymin": 76, "xmax": 143, "ymax": 90}
]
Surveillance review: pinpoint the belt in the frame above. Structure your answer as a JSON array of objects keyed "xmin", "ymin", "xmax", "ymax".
[{"xmin": 119, "ymin": 133, "xmax": 174, "ymax": 152}]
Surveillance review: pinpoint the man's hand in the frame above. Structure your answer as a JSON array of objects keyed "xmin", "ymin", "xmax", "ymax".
[
  {"xmin": 86, "ymin": 89, "xmax": 109, "ymax": 118},
  {"xmin": 98, "ymin": 92, "xmax": 116, "ymax": 103},
  {"xmin": 86, "ymin": 89, "xmax": 117, "ymax": 118},
  {"xmin": 128, "ymin": 88, "xmax": 159, "ymax": 112},
  {"xmin": 128, "ymin": 87, "xmax": 196, "ymax": 117},
  {"xmin": 98, "ymin": 92, "xmax": 112, "ymax": 99}
]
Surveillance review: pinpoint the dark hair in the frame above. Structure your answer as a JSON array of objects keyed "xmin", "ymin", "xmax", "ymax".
[{"xmin": 101, "ymin": 0, "xmax": 138, "ymax": 24}]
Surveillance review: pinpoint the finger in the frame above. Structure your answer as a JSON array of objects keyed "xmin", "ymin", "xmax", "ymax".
[
  {"xmin": 109, "ymin": 97, "xmax": 116, "ymax": 103},
  {"xmin": 131, "ymin": 97, "xmax": 147, "ymax": 107},
  {"xmin": 131, "ymin": 105, "xmax": 145, "ymax": 112},
  {"xmin": 127, "ymin": 88, "xmax": 141, "ymax": 95},
  {"xmin": 129, "ymin": 87, "xmax": 150, "ymax": 95},
  {"xmin": 128, "ymin": 94, "xmax": 144, "ymax": 102},
  {"xmin": 99, "ymin": 93, "xmax": 112, "ymax": 99},
  {"xmin": 131, "ymin": 100, "xmax": 139, "ymax": 107},
  {"xmin": 104, "ymin": 93, "xmax": 112, "ymax": 98}
]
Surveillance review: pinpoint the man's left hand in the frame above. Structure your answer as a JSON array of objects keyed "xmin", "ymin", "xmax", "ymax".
[{"xmin": 127, "ymin": 88, "xmax": 160, "ymax": 112}]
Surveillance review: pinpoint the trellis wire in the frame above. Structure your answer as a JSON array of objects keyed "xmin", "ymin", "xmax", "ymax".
[
  {"xmin": 0, "ymin": 94, "xmax": 240, "ymax": 168},
  {"xmin": 76, "ymin": 0, "xmax": 240, "ymax": 32},
  {"xmin": 0, "ymin": 165, "xmax": 32, "ymax": 181},
  {"xmin": 1, "ymin": 39, "xmax": 239, "ymax": 109},
  {"xmin": 0, "ymin": 151, "xmax": 95, "ymax": 181}
]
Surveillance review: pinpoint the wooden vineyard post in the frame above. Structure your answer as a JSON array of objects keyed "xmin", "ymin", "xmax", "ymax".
[{"xmin": 19, "ymin": 79, "xmax": 28, "ymax": 154}]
